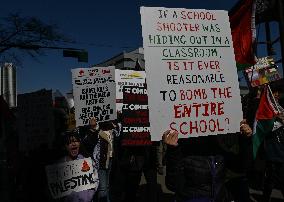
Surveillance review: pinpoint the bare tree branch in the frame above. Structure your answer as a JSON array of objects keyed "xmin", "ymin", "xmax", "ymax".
[{"xmin": 0, "ymin": 13, "xmax": 72, "ymax": 65}]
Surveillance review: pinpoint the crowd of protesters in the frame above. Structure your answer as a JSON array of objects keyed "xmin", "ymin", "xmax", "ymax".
[
  {"xmin": 45, "ymin": 83, "xmax": 283, "ymax": 202},
  {"xmin": 6, "ymin": 83, "xmax": 284, "ymax": 202}
]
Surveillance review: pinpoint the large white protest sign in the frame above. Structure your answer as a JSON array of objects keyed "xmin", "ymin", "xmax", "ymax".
[
  {"xmin": 115, "ymin": 69, "xmax": 146, "ymax": 111},
  {"xmin": 45, "ymin": 158, "xmax": 98, "ymax": 199},
  {"xmin": 72, "ymin": 66, "xmax": 116, "ymax": 126},
  {"xmin": 141, "ymin": 7, "xmax": 243, "ymax": 141}
]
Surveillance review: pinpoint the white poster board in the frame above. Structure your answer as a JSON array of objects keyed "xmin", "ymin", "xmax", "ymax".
[
  {"xmin": 115, "ymin": 69, "xmax": 146, "ymax": 111},
  {"xmin": 141, "ymin": 7, "xmax": 243, "ymax": 141},
  {"xmin": 72, "ymin": 66, "xmax": 116, "ymax": 126},
  {"xmin": 45, "ymin": 158, "xmax": 98, "ymax": 199}
]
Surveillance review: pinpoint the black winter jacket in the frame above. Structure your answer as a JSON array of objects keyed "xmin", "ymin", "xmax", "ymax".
[{"xmin": 165, "ymin": 134, "xmax": 252, "ymax": 201}]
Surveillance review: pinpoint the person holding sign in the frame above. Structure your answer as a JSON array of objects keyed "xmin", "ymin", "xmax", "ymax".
[
  {"xmin": 77, "ymin": 117, "xmax": 117, "ymax": 202},
  {"xmin": 78, "ymin": 117, "xmax": 113, "ymax": 202},
  {"xmin": 260, "ymin": 87, "xmax": 284, "ymax": 201},
  {"xmin": 56, "ymin": 130, "xmax": 99, "ymax": 202},
  {"xmin": 79, "ymin": 118, "xmax": 100, "ymax": 165},
  {"xmin": 163, "ymin": 121, "xmax": 252, "ymax": 202},
  {"xmin": 97, "ymin": 121, "xmax": 115, "ymax": 202}
]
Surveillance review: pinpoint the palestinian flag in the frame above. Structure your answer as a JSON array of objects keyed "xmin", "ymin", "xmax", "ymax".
[
  {"xmin": 229, "ymin": 0, "xmax": 256, "ymax": 71},
  {"xmin": 252, "ymin": 85, "xmax": 279, "ymax": 159}
]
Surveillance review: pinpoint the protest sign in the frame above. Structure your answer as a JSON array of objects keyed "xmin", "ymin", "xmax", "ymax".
[
  {"xmin": 141, "ymin": 7, "xmax": 243, "ymax": 140},
  {"xmin": 244, "ymin": 56, "xmax": 281, "ymax": 87},
  {"xmin": 45, "ymin": 158, "xmax": 98, "ymax": 199},
  {"xmin": 122, "ymin": 86, "xmax": 152, "ymax": 146},
  {"xmin": 71, "ymin": 66, "xmax": 116, "ymax": 126},
  {"xmin": 115, "ymin": 69, "xmax": 146, "ymax": 111}
]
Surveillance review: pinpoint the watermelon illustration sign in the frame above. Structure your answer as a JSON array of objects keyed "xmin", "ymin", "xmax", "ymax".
[
  {"xmin": 45, "ymin": 158, "xmax": 99, "ymax": 199},
  {"xmin": 140, "ymin": 7, "xmax": 243, "ymax": 141}
]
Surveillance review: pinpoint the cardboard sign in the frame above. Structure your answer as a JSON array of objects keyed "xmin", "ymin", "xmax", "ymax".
[
  {"xmin": 245, "ymin": 56, "xmax": 281, "ymax": 87},
  {"xmin": 115, "ymin": 70, "xmax": 146, "ymax": 111},
  {"xmin": 45, "ymin": 158, "xmax": 98, "ymax": 199},
  {"xmin": 72, "ymin": 66, "xmax": 116, "ymax": 126},
  {"xmin": 141, "ymin": 7, "xmax": 243, "ymax": 140},
  {"xmin": 122, "ymin": 86, "xmax": 152, "ymax": 146}
]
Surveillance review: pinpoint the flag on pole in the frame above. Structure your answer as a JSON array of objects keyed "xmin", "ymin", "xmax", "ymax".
[
  {"xmin": 229, "ymin": 0, "xmax": 256, "ymax": 70},
  {"xmin": 252, "ymin": 85, "xmax": 279, "ymax": 159}
]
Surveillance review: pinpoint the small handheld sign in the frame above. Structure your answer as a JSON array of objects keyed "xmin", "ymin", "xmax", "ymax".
[{"xmin": 45, "ymin": 158, "xmax": 98, "ymax": 199}]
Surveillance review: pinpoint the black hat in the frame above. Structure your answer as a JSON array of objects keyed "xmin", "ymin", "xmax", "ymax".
[{"xmin": 62, "ymin": 129, "xmax": 80, "ymax": 145}]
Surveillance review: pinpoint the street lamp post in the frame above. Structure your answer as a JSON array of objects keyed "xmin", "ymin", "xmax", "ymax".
[{"xmin": 63, "ymin": 49, "xmax": 88, "ymax": 63}]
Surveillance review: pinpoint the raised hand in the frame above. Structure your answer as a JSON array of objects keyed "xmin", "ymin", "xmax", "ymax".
[
  {"xmin": 240, "ymin": 119, "xmax": 252, "ymax": 137},
  {"xmin": 162, "ymin": 130, "xmax": 179, "ymax": 146}
]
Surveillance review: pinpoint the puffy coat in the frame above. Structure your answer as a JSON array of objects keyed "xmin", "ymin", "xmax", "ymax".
[{"xmin": 165, "ymin": 134, "xmax": 251, "ymax": 202}]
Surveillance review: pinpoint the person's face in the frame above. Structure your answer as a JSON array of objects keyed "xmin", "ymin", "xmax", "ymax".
[
  {"xmin": 65, "ymin": 136, "xmax": 80, "ymax": 159},
  {"xmin": 89, "ymin": 118, "xmax": 97, "ymax": 129}
]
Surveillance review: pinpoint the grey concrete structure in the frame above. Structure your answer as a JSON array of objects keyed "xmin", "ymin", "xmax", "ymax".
[
  {"xmin": 0, "ymin": 63, "xmax": 17, "ymax": 108},
  {"xmin": 95, "ymin": 47, "xmax": 145, "ymax": 70}
]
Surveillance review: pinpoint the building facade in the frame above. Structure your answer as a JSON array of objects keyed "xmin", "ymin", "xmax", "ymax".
[
  {"xmin": 95, "ymin": 47, "xmax": 145, "ymax": 70},
  {"xmin": 0, "ymin": 63, "xmax": 17, "ymax": 108},
  {"xmin": 17, "ymin": 89, "xmax": 55, "ymax": 152}
]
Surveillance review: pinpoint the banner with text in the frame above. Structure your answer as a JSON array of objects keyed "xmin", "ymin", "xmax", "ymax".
[
  {"xmin": 115, "ymin": 69, "xmax": 146, "ymax": 111},
  {"xmin": 45, "ymin": 158, "xmax": 98, "ymax": 199},
  {"xmin": 141, "ymin": 7, "xmax": 243, "ymax": 141},
  {"xmin": 244, "ymin": 56, "xmax": 281, "ymax": 87},
  {"xmin": 72, "ymin": 66, "xmax": 116, "ymax": 126},
  {"xmin": 122, "ymin": 86, "xmax": 152, "ymax": 146}
]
